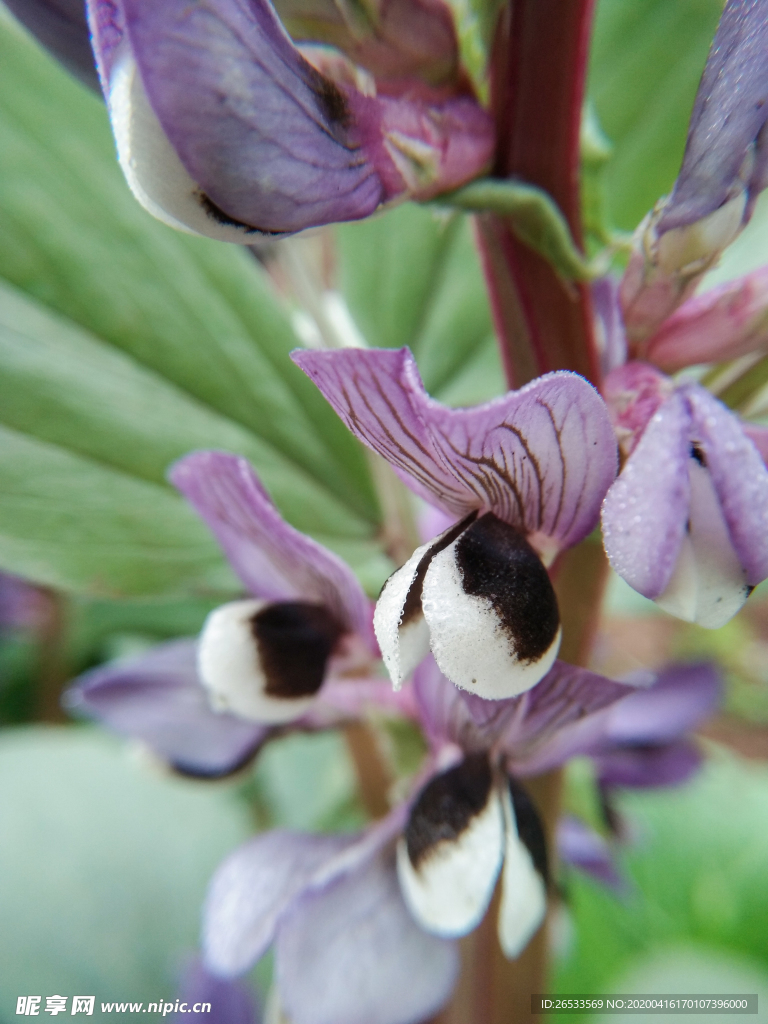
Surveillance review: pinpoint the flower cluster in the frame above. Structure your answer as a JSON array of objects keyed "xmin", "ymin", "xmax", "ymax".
[{"xmin": 24, "ymin": 0, "xmax": 768, "ymax": 1019}]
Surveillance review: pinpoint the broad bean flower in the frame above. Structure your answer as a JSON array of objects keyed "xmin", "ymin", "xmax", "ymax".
[
  {"xmin": 559, "ymin": 662, "xmax": 721, "ymax": 888},
  {"xmin": 82, "ymin": 0, "xmax": 494, "ymax": 239},
  {"xmin": 200, "ymin": 657, "xmax": 640, "ymax": 1024},
  {"xmin": 294, "ymin": 347, "xmax": 618, "ymax": 699},
  {"xmin": 601, "ymin": 361, "xmax": 768, "ymax": 627},
  {"xmin": 66, "ymin": 450, "xmax": 400, "ymax": 776}
]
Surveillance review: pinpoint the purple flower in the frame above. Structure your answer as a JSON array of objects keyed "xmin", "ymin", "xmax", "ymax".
[
  {"xmin": 200, "ymin": 657, "xmax": 636, "ymax": 1021},
  {"xmin": 173, "ymin": 957, "xmax": 261, "ymax": 1024},
  {"xmin": 4, "ymin": 0, "xmax": 99, "ymax": 90},
  {"xmin": 65, "ymin": 451, "xmax": 403, "ymax": 776},
  {"xmin": 620, "ymin": 0, "xmax": 768, "ymax": 342},
  {"xmin": 0, "ymin": 572, "xmax": 49, "ymax": 632},
  {"xmin": 203, "ymin": 816, "xmax": 458, "ymax": 1024},
  {"xmin": 658, "ymin": 0, "xmax": 768, "ymax": 236},
  {"xmin": 85, "ymin": 0, "xmax": 494, "ymax": 240},
  {"xmin": 558, "ymin": 662, "xmax": 721, "ymax": 890},
  {"xmin": 601, "ymin": 361, "xmax": 768, "ymax": 627},
  {"xmin": 639, "ymin": 266, "xmax": 768, "ymax": 372},
  {"xmin": 293, "ymin": 346, "xmax": 618, "ymax": 699}
]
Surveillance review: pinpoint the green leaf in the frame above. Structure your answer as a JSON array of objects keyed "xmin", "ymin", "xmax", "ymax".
[
  {"xmin": 588, "ymin": 0, "xmax": 724, "ymax": 232},
  {"xmin": 0, "ymin": 727, "xmax": 252, "ymax": 1010},
  {"xmin": 0, "ymin": 13, "xmax": 389, "ymax": 595},
  {"xmin": 440, "ymin": 178, "xmax": 594, "ymax": 281},
  {"xmin": 336, "ymin": 203, "xmax": 505, "ymax": 406},
  {"xmin": 554, "ymin": 752, "xmax": 768, "ymax": 1016},
  {"xmin": 0, "ymin": 280, "xmax": 370, "ymax": 542},
  {"xmin": 0, "ymin": 424, "xmax": 236, "ymax": 597}
]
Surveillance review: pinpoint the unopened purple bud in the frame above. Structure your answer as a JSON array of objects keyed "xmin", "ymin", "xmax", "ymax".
[
  {"xmin": 642, "ymin": 266, "xmax": 768, "ymax": 371},
  {"xmin": 658, "ymin": 0, "xmax": 768, "ymax": 236},
  {"xmin": 86, "ymin": 0, "xmax": 493, "ymax": 240}
]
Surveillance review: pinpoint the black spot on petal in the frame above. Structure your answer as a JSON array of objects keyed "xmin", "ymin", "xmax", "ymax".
[
  {"xmin": 400, "ymin": 511, "xmax": 478, "ymax": 627},
  {"xmin": 455, "ymin": 513, "xmax": 559, "ymax": 664},
  {"xmin": 690, "ymin": 443, "xmax": 707, "ymax": 467},
  {"xmin": 508, "ymin": 777, "xmax": 549, "ymax": 886},
  {"xmin": 252, "ymin": 601, "xmax": 344, "ymax": 700},
  {"xmin": 196, "ymin": 190, "xmax": 284, "ymax": 236},
  {"xmin": 406, "ymin": 753, "xmax": 492, "ymax": 869}
]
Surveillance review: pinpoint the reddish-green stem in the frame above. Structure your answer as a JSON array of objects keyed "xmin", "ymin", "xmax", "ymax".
[{"xmin": 476, "ymin": 0, "xmax": 601, "ymax": 388}]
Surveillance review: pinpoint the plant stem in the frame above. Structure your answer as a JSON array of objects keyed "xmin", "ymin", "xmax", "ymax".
[
  {"xmin": 35, "ymin": 588, "xmax": 68, "ymax": 723},
  {"xmin": 430, "ymin": 541, "xmax": 608, "ymax": 1024},
  {"xmin": 476, "ymin": 0, "xmax": 600, "ymax": 388},
  {"xmin": 344, "ymin": 722, "xmax": 393, "ymax": 819}
]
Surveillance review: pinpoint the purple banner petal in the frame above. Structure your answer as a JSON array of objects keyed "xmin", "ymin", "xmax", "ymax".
[
  {"xmin": 294, "ymin": 348, "xmax": 617, "ymax": 548},
  {"xmin": 602, "ymin": 392, "xmax": 691, "ymax": 599},
  {"xmin": 293, "ymin": 348, "xmax": 472, "ymax": 512},
  {"xmin": 276, "ymin": 853, "xmax": 458, "ymax": 1024},
  {"xmin": 686, "ymin": 385, "xmax": 768, "ymax": 585},
  {"xmin": 65, "ymin": 640, "xmax": 267, "ymax": 778},
  {"xmin": 170, "ymin": 452, "xmax": 372, "ymax": 641}
]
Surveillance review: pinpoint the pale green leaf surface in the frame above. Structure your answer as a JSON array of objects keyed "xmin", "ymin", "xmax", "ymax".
[
  {"xmin": 0, "ymin": 280, "xmax": 370, "ymax": 540},
  {"xmin": 0, "ymin": 425, "xmax": 237, "ymax": 597},
  {"xmin": 0, "ymin": 727, "xmax": 252, "ymax": 1014},
  {"xmin": 0, "ymin": 11, "xmax": 378, "ymax": 526},
  {"xmin": 336, "ymin": 203, "xmax": 504, "ymax": 406},
  {"xmin": 589, "ymin": 0, "xmax": 724, "ymax": 232}
]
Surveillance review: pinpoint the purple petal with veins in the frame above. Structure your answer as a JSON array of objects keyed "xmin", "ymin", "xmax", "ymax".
[
  {"xmin": 596, "ymin": 740, "xmax": 703, "ymax": 790},
  {"xmin": 64, "ymin": 639, "xmax": 267, "ymax": 779},
  {"xmin": 413, "ymin": 658, "xmax": 634, "ymax": 763},
  {"xmin": 657, "ymin": 0, "xmax": 768, "ymax": 234},
  {"xmin": 293, "ymin": 348, "xmax": 470, "ymax": 511},
  {"xmin": 87, "ymin": 0, "xmax": 492, "ymax": 237},
  {"xmin": 276, "ymin": 853, "xmax": 458, "ymax": 1024},
  {"xmin": 686, "ymin": 384, "xmax": 768, "ymax": 585},
  {"xmin": 294, "ymin": 347, "xmax": 617, "ymax": 549},
  {"xmin": 601, "ymin": 392, "xmax": 691, "ymax": 599},
  {"xmin": 5, "ymin": 0, "xmax": 99, "ymax": 89},
  {"xmin": 169, "ymin": 451, "xmax": 372, "ymax": 642}
]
